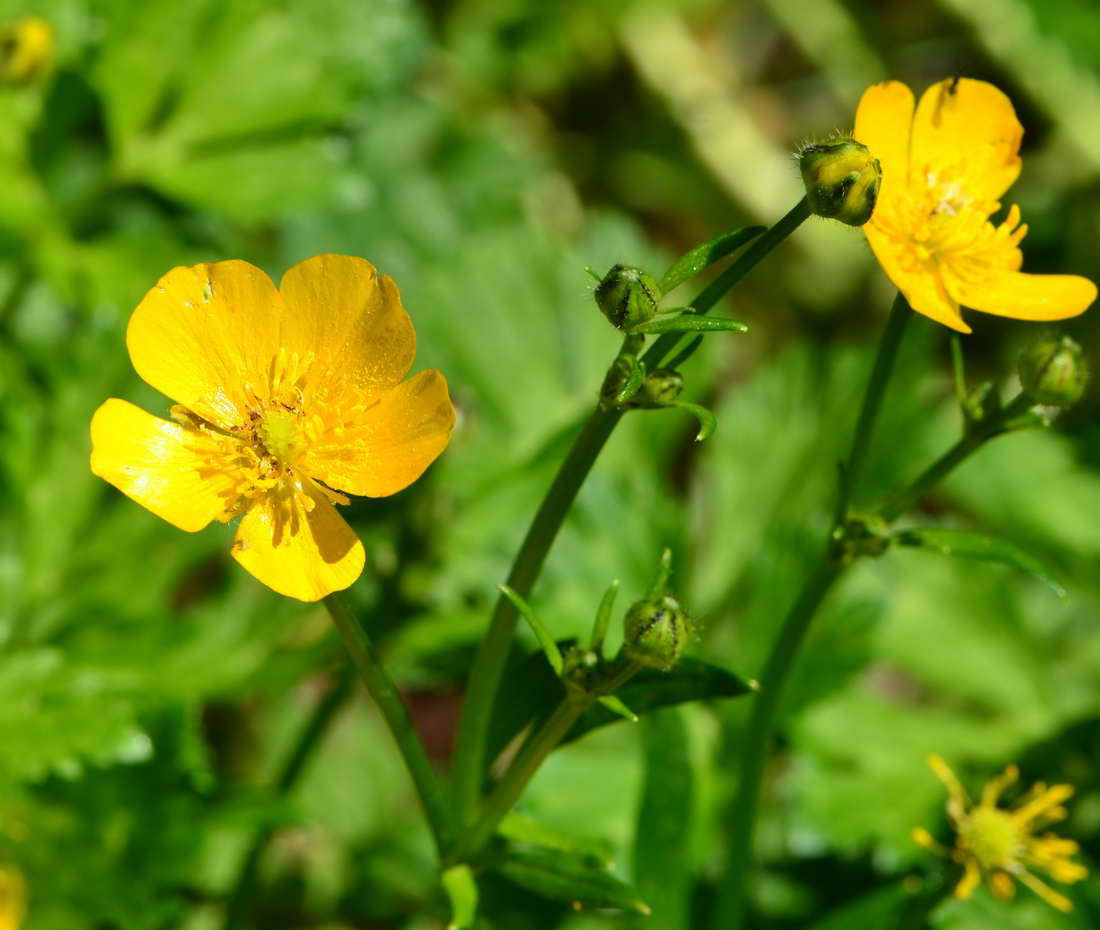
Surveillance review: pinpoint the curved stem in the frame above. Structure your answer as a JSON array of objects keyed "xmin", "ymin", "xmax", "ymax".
[
  {"xmin": 712, "ymin": 292, "xmax": 911, "ymax": 930},
  {"xmin": 451, "ymin": 199, "xmax": 813, "ymax": 828},
  {"xmin": 222, "ymin": 667, "xmax": 353, "ymax": 930},
  {"xmin": 324, "ymin": 592, "xmax": 452, "ymax": 853}
]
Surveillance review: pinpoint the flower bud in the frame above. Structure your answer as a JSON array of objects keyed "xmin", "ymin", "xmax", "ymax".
[
  {"xmin": 594, "ymin": 264, "xmax": 660, "ymax": 330},
  {"xmin": 630, "ymin": 368, "xmax": 683, "ymax": 408},
  {"xmin": 622, "ymin": 594, "xmax": 692, "ymax": 671},
  {"xmin": 0, "ymin": 17, "xmax": 55, "ymax": 85},
  {"xmin": 1018, "ymin": 334, "xmax": 1088, "ymax": 407},
  {"xmin": 599, "ymin": 353, "xmax": 640, "ymax": 409},
  {"xmin": 798, "ymin": 138, "xmax": 881, "ymax": 227}
]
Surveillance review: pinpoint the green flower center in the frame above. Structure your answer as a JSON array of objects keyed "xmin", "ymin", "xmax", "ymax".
[
  {"xmin": 960, "ymin": 807, "xmax": 1020, "ymax": 870},
  {"xmin": 257, "ymin": 407, "xmax": 303, "ymax": 466}
]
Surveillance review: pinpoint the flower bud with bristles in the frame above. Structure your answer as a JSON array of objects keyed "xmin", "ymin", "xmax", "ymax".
[
  {"xmin": 622, "ymin": 594, "xmax": 692, "ymax": 671},
  {"xmin": 1019, "ymin": 334, "xmax": 1088, "ymax": 407},
  {"xmin": 798, "ymin": 137, "xmax": 882, "ymax": 227},
  {"xmin": 594, "ymin": 264, "xmax": 661, "ymax": 330}
]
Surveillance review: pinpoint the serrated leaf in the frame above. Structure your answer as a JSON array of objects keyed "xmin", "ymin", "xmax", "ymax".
[
  {"xmin": 893, "ymin": 527, "xmax": 1066, "ymax": 597},
  {"xmin": 657, "ymin": 226, "xmax": 765, "ymax": 294},
  {"xmin": 493, "ymin": 846, "xmax": 650, "ymax": 914}
]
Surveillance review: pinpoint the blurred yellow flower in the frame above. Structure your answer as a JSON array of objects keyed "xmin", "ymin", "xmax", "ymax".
[
  {"xmin": 0, "ymin": 866, "xmax": 25, "ymax": 930},
  {"xmin": 854, "ymin": 78, "xmax": 1096, "ymax": 333},
  {"xmin": 0, "ymin": 16, "xmax": 55, "ymax": 84},
  {"xmin": 91, "ymin": 255, "xmax": 455, "ymax": 602},
  {"xmin": 914, "ymin": 754, "xmax": 1087, "ymax": 912}
]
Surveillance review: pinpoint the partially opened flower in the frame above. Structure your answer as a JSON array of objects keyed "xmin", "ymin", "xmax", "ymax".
[
  {"xmin": 91, "ymin": 255, "xmax": 455, "ymax": 602},
  {"xmin": 913, "ymin": 754, "xmax": 1087, "ymax": 911},
  {"xmin": 854, "ymin": 78, "xmax": 1096, "ymax": 332}
]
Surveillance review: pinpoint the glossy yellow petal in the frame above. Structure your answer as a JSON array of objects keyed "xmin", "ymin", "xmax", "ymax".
[
  {"xmin": 1018, "ymin": 871, "xmax": 1073, "ymax": 912},
  {"xmin": 126, "ymin": 261, "xmax": 282, "ymax": 430},
  {"xmin": 853, "ymin": 80, "xmax": 915, "ymax": 203},
  {"xmin": 944, "ymin": 270, "xmax": 1097, "ymax": 322},
  {"xmin": 302, "ymin": 370, "xmax": 455, "ymax": 498},
  {"xmin": 90, "ymin": 399, "xmax": 241, "ymax": 532},
  {"xmin": 231, "ymin": 480, "xmax": 365, "ymax": 601},
  {"xmin": 864, "ymin": 226, "xmax": 970, "ymax": 332},
  {"xmin": 910, "ymin": 78, "xmax": 1022, "ymax": 203},
  {"xmin": 278, "ymin": 254, "xmax": 416, "ymax": 398},
  {"xmin": 955, "ymin": 859, "xmax": 981, "ymax": 900}
]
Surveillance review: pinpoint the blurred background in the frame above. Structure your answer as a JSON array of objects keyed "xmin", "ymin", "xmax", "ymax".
[{"xmin": 2, "ymin": 0, "xmax": 1100, "ymax": 927}]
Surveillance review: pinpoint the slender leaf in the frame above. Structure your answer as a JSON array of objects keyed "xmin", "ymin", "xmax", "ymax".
[
  {"xmin": 493, "ymin": 846, "xmax": 650, "ymax": 914},
  {"xmin": 893, "ymin": 527, "xmax": 1066, "ymax": 597},
  {"xmin": 441, "ymin": 865, "xmax": 478, "ymax": 930},
  {"xmin": 629, "ymin": 315, "xmax": 747, "ymax": 335},
  {"xmin": 498, "ymin": 584, "xmax": 565, "ymax": 675},
  {"xmin": 634, "ymin": 709, "xmax": 694, "ymax": 930},
  {"xmin": 498, "ymin": 812, "xmax": 614, "ymax": 866},
  {"xmin": 657, "ymin": 226, "xmax": 766, "ymax": 293}
]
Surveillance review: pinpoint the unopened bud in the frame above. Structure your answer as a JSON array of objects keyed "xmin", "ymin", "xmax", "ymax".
[
  {"xmin": 594, "ymin": 264, "xmax": 660, "ymax": 330},
  {"xmin": 623, "ymin": 594, "xmax": 692, "ymax": 671},
  {"xmin": 798, "ymin": 138, "xmax": 881, "ymax": 226},
  {"xmin": 630, "ymin": 369, "xmax": 683, "ymax": 408},
  {"xmin": 0, "ymin": 17, "xmax": 55, "ymax": 84},
  {"xmin": 1019, "ymin": 334, "xmax": 1088, "ymax": 407}
]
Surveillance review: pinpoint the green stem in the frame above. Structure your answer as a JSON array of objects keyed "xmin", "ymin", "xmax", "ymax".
[
  {"xmin": 452, "ymin": 659, "xmax": 643, "ymax": 863},
  {"xmin": 222, "ymin": 667, "xmax": 353, "ymax": 930},
  {"xmin": 712, "ymin": 292, "xmax": 911, "ymax": 930},
  {"xmin": 838, "ymin": 292, "xmax": 911, "ymax": 516},
  {"xmin": 877, "ymin": 394, "xmax": 1033, "ymax": 523},
  {"xmin": 323, "ymin": 593, "xmax": 452, "ymax": 853},
  {"xmin": 711, "ymin": 557, "xmax": 842, "ymax": 930},
  {"xmin": 644, "ymin": 198, "xmax": 812, "ymax": 370},
  {"xmin": 451, "ymin": 199, "xmax": 812, "ymax": 827},
  {"xmin": 451, "ymin": 408, "xmax": 622, "ymax": 819}
]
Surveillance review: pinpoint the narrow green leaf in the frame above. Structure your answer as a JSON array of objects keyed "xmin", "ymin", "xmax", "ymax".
[
  {"xmin": 657, "ymin": 226, "xmax": 766, "ymax": 293},
  {"xmin": 634, "ymin": 709, "xmax": 694, "ymax": 930},
  {"xmin": 598, "ymin": 694, "xmax": 638, "ymax": 722},
  {"xmin": 441, "ymin": 865, "xmax": 478, "ymax": 930},
  {"xmin": 493, "ymin": 846, "xmax": 651, "ymax": 914},
  {"xmin": 629, "ymin": 316, "xmax": 747, "ymax": 335},
  {"xmin": 498, "ymin": 585, "xmax": 565, "ymax": 675},
  {"xmin": 498, "ymin": 812, "xmax": 614, "ymax": 866},
  {"xmin": 615, "ymin": 356, "xmax": 646, "ymax": 406},
  {"xmin": 589, "ymin": 580, "xmax": 620, "ymax": 654},
  {"xmin": 670, "ymin": 401, "xmax": 717, "ymax": 442},
  {"xmin": 893, "ymin": 527, "xmax": 1066, "ymax": 597}
]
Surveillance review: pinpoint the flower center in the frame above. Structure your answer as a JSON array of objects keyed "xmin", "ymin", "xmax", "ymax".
[
  {"xmin": 257, "ymin": 407, "xmax": 304, "ymax": 466},
  {"xmin": 960, "ymin": 807, "xmax": 1020, "ymax": 870}
]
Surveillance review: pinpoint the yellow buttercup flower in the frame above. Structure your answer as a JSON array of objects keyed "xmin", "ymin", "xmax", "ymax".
[
  {"xmin": 854, "ymin": 78, "xmax": 1097, "ymax": 333},
  {"xmin": 913, "ymin": 754, "xmax": 1087, "ymax": 912},
  {"xmin": 0, "ymin": 866, "xmax": 25, "ymax": 930},
  {"xmin": 91, "ymin": 255, "xmax": 455, "ymax": 602}
]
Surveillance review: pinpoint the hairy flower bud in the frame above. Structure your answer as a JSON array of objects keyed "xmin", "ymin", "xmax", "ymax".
[
  {"xmin": 630, "ymin": 368, "xmax": 683, "ymax": 408},
  {"xmin": 1018, "ymin": 334, "xmax": 1088, "ymax": 407},
  {"xmin": 798, "ymin": 138, "xmax": 882, "ymax": 226},
  {"xmin": 594, "ymin": 264, "xmax": 660, "ymax": 330},
  {"xmin": 622, "ymin": 594, "xmax": 692, "ymax": 670}
]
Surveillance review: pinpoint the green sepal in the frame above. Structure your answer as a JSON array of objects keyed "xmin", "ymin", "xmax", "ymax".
[
  {"xmin": 498, "ymin": 585, "xmax": 565, "ymax": 676},
  {"xmin": 597, "ymin": 694, "xmax": 638, "ymax": 722},
  {"xmin": 628, "ymin": 315, "xmax": 747, "ymax": 335},
  {"xmin": 893, "ymin": 527, "xmax": 1066, "ymax": 597},
  {"xmin": 657, "ymin": 226, "xmax": 766, "ymax": 293},
  {"xmin": 492, "ymin": 846, "xmax": 651, "ymax": 914},
  {"xmin": 441, "ymin": 864, "xmax": 478, "ymax": 930},
  {"xmin": 615, "ymin": 356, "xmax": 646, "ymax": 406},
  {"xmin": 670, "ymin": 400, "xmax": 717, "ymax": 442}
]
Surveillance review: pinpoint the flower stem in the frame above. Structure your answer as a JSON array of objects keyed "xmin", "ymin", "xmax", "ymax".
[
  {"xmin": 222, "ymin": 668, "xmax": 353, "ymax": 930},
  {"xmin": 450, "ymin": 199, "xmax": 812, "ymax": 828},
  {"xmin": 323, "ymin": 592, "xmax": 452, "ymax": 852},
  {"xmin": 451, "ymin": 658, "xmax": 643, "ymax": 863},
  {"xmin": 712, "ymin": 292, "xmax": 911, "ymax": 930}
]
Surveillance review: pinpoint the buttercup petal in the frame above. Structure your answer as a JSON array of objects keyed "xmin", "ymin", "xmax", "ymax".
[
  {"xmin": 90, "ymin": 398, "xmax": 240, "ymax": 532},
  {"xmin": 126, "ymin": 261, "xmax": 282, "ymax": 430},
  {"xmin": 302, "ymin": 369, "xmax": 456, "ymax": 498},
  {"xmin": 278, "ymin": 254, "xmax": 416, "ymax": 399},
  {"xmin": 864, "ymin": 225, "xmax": 970, "ymax": 332},
  {"xmin": 853, "ymin": 80, "xmax": 915, "ymax": 202},
  {"xmin": 231, "ymin": 481, "xmax": 365, "ymax": 601},
  {"xmin": 943, "ymin": 269, "xmax": 1097, "ymax": 322},
  {"xmin": 910, "ymin": 78, "xmax": 1022, "ymax": 203}
]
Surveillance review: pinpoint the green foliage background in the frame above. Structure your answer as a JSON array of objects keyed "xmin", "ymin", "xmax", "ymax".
[{"xmin": 2, "ymin": 0, "xmax": 1100, "ymax": 927}]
